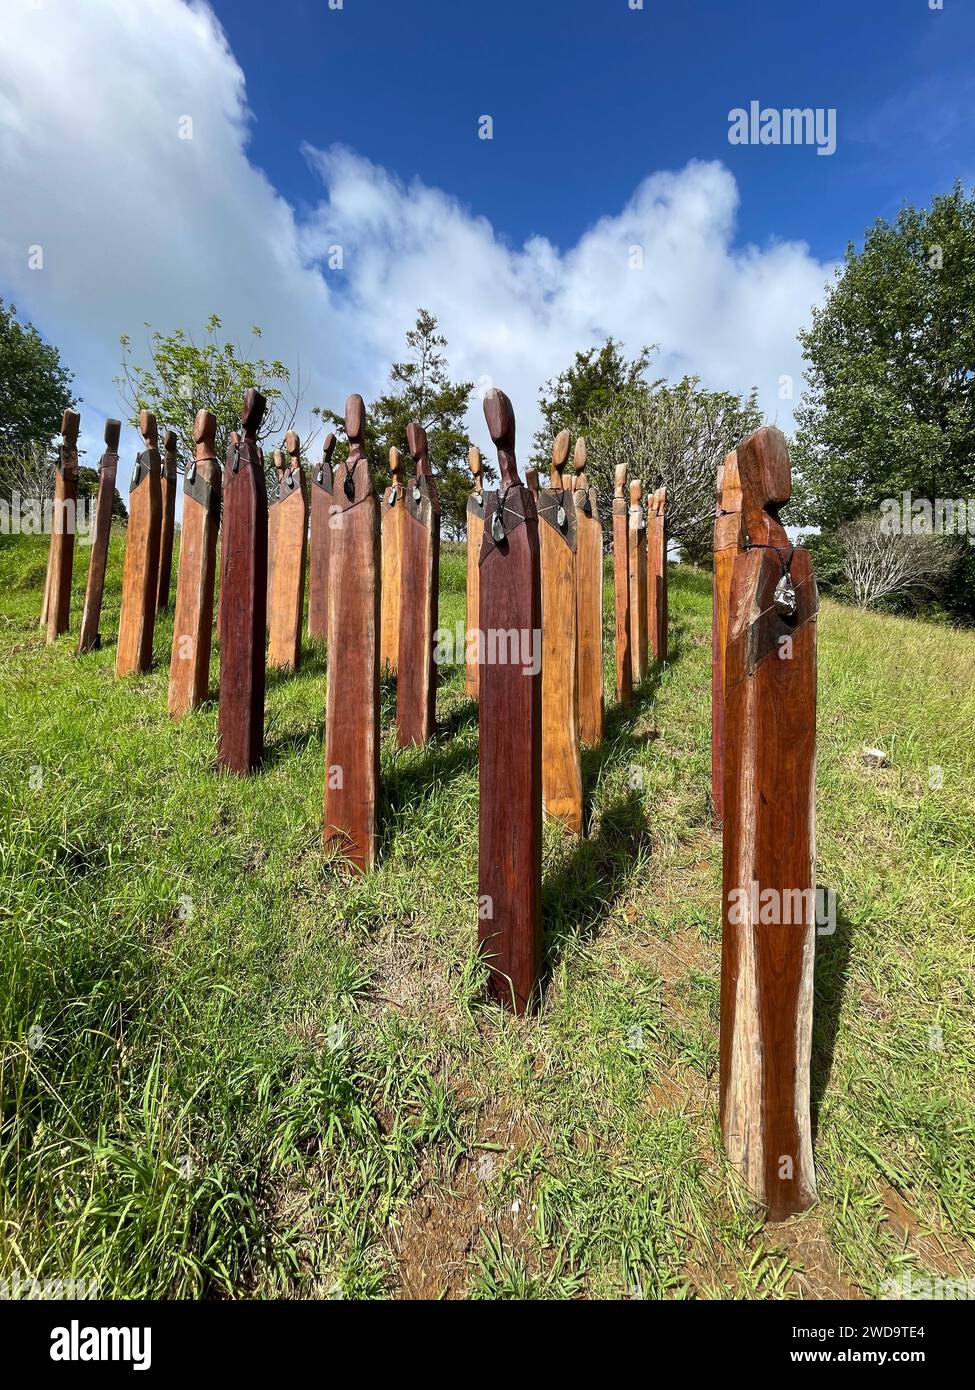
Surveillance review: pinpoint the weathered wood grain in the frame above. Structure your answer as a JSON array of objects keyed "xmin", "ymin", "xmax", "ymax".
[
  {"xmin": 156, "ymin": 429, "xmax": 178, "ymax": 612},
  {"xmin": 538, "ymin": 439, "xmax": 582, "ymax": 834},
  {"xmin": 380, "ymin": 446, "xmax": 405, "ymax": 673},
  {"xmin": 266, "ymin": 449, "xmax": 288, "ymax": 624},
  {"xmin": 77, "ymin": 419, "xmax": 121, "ymax": 654},
  {"xmin": 116, "ymin": 411, "xmax": 162, "ymax": 675},
  {"xmin": 397, "ymin": 423, "xmax": 440, "ymax": 747},
  {"xmin": 628, "ymin": 479, "xmax": 648, "ymax": 685},
  {"xmin": 45, "ymin": 410, "xmax": 81, "ymax": 643},
  {"xmin": 573, "ymin": 438, "xmax": 604, "ymax": 746},
  {"xmin": 267, "ymin": 431, "xmax": 308, "ymax": 672},
  {"xmin": 720, "ymin": 425, "xmax": 818, "ymax": 1222},
  {"xmin": 648, "ymin": 485, "xmax": 668, "ymax": 664},
  {"xmin": 465, "ymin": 445, "xmax": 484, "ymax": 700},
  {"xmin": 307, "ymin": 433, "xmax": 336, "ymax": 644},
  {"xmin": 168, "ymin": 410, "xmax": 220, "ymax": 717},
  {"xmin": 478, "ymin": 388, "xmax": 542, "ymax": 1012},
  {"xmin": 324, "ymin": 394, "xmax": 380, "ymax": 873},
  {"xmin": 217, "ymin": 390, "xmax": 268, "ymax": 773},
  {"xmin": 612, "ymin": 464, "xmax": 632, "ymax": 706},
  {"xmin": 712, "ymin": 453, "xmax": 743, "ymax": 822}
]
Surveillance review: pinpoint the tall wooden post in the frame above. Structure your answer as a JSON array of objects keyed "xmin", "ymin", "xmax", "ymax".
[
  {"xmin": 538, "ymin": 432, "xmax": 582, "ymax": 833},
  {"xmin": 397, "ymin": 423, "xmax": 440, "ymax": 747},
  {"xmin": 628, "ymin": 479, "xmax": 648, "ymax": 685},
  {"xmin": 217, "ymin": 389, "xmax": 267, "ymax": 774},
  {"xmin": 612, "ymin": 464, "xmax": 631, "ymax": 706},
  {"xmin": 156, "ymin": 429, "xmax": 178, "ymax": 612},
  {"xmin": 267, "ymin": 431, "xmax": 308, "ymax": 672},
  {"xmin": 380, "ymin": 446, "xmax": 405, "ymax": 673},
  {"xmin": 478, "ymin": 389, "xmax": 542, "ymax": 1012},
  {"xmin": 266, "ymin": 448, "xmax": 288, "ymax": 623},
  {"xmin": 44, "ymin": 409, "xmax": 81, "ymax": 643},
  {"xmin": 712, "ymin": 453, "xmax": 742, "ymax": 822},
  {"xmin": 465, "ymin": 445, "xmax": 484, "ymax": 700},
  {"xmin": 116, "ymin": 411, "xmax": 162, "ymax": 676},
  {"xmin": 720, "ymin": 426, "xmax": 818, "ymax": 1221},
  {"xmin": 168, "ymin": 410, "xmax": 220, "ymax": 717},
  {"xmin": 77, "ymin": 418, "xmax": 120, "ymax": 653},
  {"xmin": 573, "ymin": 438, "xmax": 604, "ymax": 746},
  {"xmin": 324, "ymin": 395, "xmax": 381, "ymax": 873},
  {"xmin": 307, "ymin": 432, "xmax": 336, "ymax": 644},
  {"xmin": 648, "ymin": 485, "xmax": 668, "ymax": 664}
]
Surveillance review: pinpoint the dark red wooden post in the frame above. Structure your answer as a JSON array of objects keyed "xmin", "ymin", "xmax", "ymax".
[
  {"xmin": 168, "ymin": 410, "xmax": 221, "ymax": 717},
  {"xmin": 217, "ymin": 389, "xmax": 268, "ymax": 773},
  {"xmin": 307, "ymin": 432, "xmax": 336, "ymax": 644},
  {"xmin": 156, "ymin": 429, "xmax": 178, "ymax": 612},
  {"xmin": 478, "ymin": 389, "xmax": 542, "ymax": 1013},
  {"xmin": 77, "ymin": 418, "xmax": 120, "ymax": 653},
  {"xmin": 116, "ymin": 410, "xmax": 162, "ymax": 676},
  {"xmin": 612, "ymin": 464, "xmax": 631, "ymax": 705},
  {"xmin": 45, "ymin": 409, "xmax": 81, "ymax": 643},
  {"xmin": 267, "ymin": 431, "xmax": 309, "ymax": 672},
  {"xmin": 397, "ymin": 422, "xmax": 440, "ymax": 747},
  {"xmin": 465, "ymin": 446, "xmax": 484, "ymax": 700}
]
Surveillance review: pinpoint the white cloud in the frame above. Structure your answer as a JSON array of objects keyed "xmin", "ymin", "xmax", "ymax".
[{"xmin": 0, "ymin": 0, "xmax": 836, "ymax": 494}]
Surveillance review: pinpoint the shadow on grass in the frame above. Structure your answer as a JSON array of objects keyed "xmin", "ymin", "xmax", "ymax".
[{"xmin": 811, "ymin": 893, "xmax": 855, "ymax": 1143}]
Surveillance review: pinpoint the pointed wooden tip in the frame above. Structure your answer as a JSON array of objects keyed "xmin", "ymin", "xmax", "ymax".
[
  {"xmin": 629, "ymin": 479, "xmax": 642, "ymax": 504},
  {"xmin": 285, "ymin": 430, "xmax": 300, "ymax": 462},
  {"xmin": 483, "ymin": 388, "xmax": 515, "ymax": 451},
  {"xmin": 720, "ymin": 451, "xmax": 742, "ymax": 512},
  {"xmin": 61, "ymin": 409, "xmax": 80, "ymax": 444},
  {"xmin": 163, "ymin": 428, "xmax": 177, "ymax": 453},
  {"xmin": 240, "ymin": 388, "xmax": 266, "ymax": 438},
  {"xmin": 321, "ymin": 432, "xmax": 336, "ymax": 464},
  {"xmin": 345, "ymin": 393, "xmax": 365, "ymax": 444},
  {"xmin": 525, "ymin": 467, "xmax": 539, "ymax": 494},
  {"xmin": 193, "ymin": 409, "xmax": 216, "ymax": 449},
  {"xmin": 551, "ymin": 429, "xmax": 570, "ymax": 472},
  {"xmin": 614, "ymin": 464, "xmax": 627, "ymax": 499},
  {"xmin": 573, "ymin": 437, "xmax": 587, "ymax": 474},
  {"xmin": 138, "ymin": 409, "xmax": 157, "ymax": 447},
  {"xmin": 104, "ymin": 418, "xmax": 121, "ymax": 450},
  {"xmin": 406, "ymin": 421, "xmax": 430, "ymax": 473},
  {"xmin": 737, "ymin": 426, "xmax": 790, "ymax": 512}
]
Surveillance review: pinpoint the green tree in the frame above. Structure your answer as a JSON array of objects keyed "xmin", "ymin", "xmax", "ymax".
[
  {"xmin": 530, "ymin": 339, "xmax": 654, "ymax": 472},
  {"xmin": 77, "ymin": 465, "xmax": 127, "ymax": 522},
  {"xmin": 0, "ymin": 300, "xmax": 75, "ymax": 472}
]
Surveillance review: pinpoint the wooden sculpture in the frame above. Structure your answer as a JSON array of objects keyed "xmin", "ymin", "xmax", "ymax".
[
  {"xmin": 217, "ymin": 389, "xmax": 267, "ymax": 773},
  {"xmin": 397, "ymin": 423, "xmax": 440, "ymax": 747},
  {"xmin": 307, "ymin": 432, "xmax": 336, "ymax": 644},
  {"xmin": 156, "ymin": 429, "xmax": 178, "ymax": 612},
  {"xmin": 465, "ymin": 445, "xmax": 484, "ymax": 699},
  {"xmin": 648, "ymin": 484, "xmax": 668, "ymax": 664},
  {"xmin": 525, "ymin": 468, "xmax": 540, "ymax": 495},
  {"xmin": 478, "ymin": 389, "xmax": 542, "ymax": 1012},
  {"xmin": 612, "ymin": 464, "xmax": 631, "ymax": 706},
  {"xmin": 324, "ymin": 394, "xmax": 380, "ymax": 872},
  {"xmin": 720, "ymin": 426, "xmax": 818, "ymax": 1221},
  {"xmin": 712, "ymin": 453, "xmax": 743, "ymax": 822},
  {"xmin": 573, "ymin": 438, "xmax": 604, "ymax": 746},
  {"xmin": 44, "ymin": 409, "xmax": 81, "ymax": 643},
  {"xmin": 538, "ymin": 431, "xmax": 582, "ymax": 833},
  {"xmin": 77, "ymin": 419, "xmax": 121, "ymax": 653},
  {"xmin": 168, "ymin": 410, "xmax": 221, "ymax": 718},
  {"xmin": 380, "ymin": 446, "xmax": 405, "ymax": 673},
  {"xmin": 266, "ymin": 448, "xmax": 288, "ymax": 622},
  {"xmin": 267, "ymin": 431, "xmax": 308, "ymax": 672},
  {"xmin": 627, "ymin": 479, "xmax": 648, "ymax": 685},
  {"xmin": 116, "ymin": 410, "xmax": 162, "ymax": 676}
]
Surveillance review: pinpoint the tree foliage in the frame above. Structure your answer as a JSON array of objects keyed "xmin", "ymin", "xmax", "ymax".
[
  {"xmin": 0, "ymin": 299, "xmax": 75, "ymax": 466},
  {"xmin": 530, "ymin": 339, "xmax": 654, "ymax": 472}
]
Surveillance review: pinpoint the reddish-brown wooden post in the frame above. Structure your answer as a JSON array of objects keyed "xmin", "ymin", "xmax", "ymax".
[
  {"xmin": 711, "ymin": 453, "xmax": 742, "ymax": 821},
  {"xmin": 573, "ymin": 438, "xmax": 604, "ymax": 746},
  {"xmin": 217, "ymin": 389, "xmax": 267, "ymax": 773},
  {"xmin": 612, "ymin": 464, "xmax": 631, "ymax": 705},
  {"xmin": 267, "ymin": 431, "xmax": 308, "ymax": 672},
  {"xmin": 77, "ymin": 419, "xmax": 121, "ymax": 653},
  {"xmin": 116, "ymin": 411, "xmax": 162, "ymax": 675},
  {"xmin": 266, "ymin": 448, "xmax": 288, "ymax": 623},
  {"xmin": 720, "ymin": 426, "xmax": 818, "ymax": 1221},
  {"xmin": 324, "ymin": 394, "xmax": 380, "ymax": 872},
  {"xmin": 628, "ymin": 479, "xmax": 648, "ymax": 684},
  {"xmin": 307, "ymin": 432, "xmax": 336, "ymax": 644},
  {"xmin": 44, "ymin": 409, "xmax": 81, "ymax": 643},
  {"xmin": 648, "ymin": 485, "xmax": 668, "ymax": 664},
  {"xmin": 478, "ymin": 389, "xmax": 542, "ymax": 1012},
  {"xmin": 538, "ymin": 431, "xmax": 582, "ymax": 833},
  {"xmin": 156, "ymin": 429, "xmax": 178, "ymax": 612},
  {"xmin": 168, "ymin": 410, "xmax": 220, "ymax": 717},
  {"xmin": 465, "ymin": 445, "xmax": 484, "ymax": 700},
  {"xmin": 397, "ymin": 423, "xmax": 440, "ymax": 747},
  {"xmin": 380, "ymin": 446, "xmax": 405, "ymax": 673}
]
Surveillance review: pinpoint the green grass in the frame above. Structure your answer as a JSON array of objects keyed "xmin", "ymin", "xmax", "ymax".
[{"xmin": 1, "ymin": 527, "xmax": 973, "ymax": 1299}]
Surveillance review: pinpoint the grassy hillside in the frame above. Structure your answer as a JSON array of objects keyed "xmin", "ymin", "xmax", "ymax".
[{"xmin": 1, "ymin": 527, "xmax": 973, "ymax": 1299}]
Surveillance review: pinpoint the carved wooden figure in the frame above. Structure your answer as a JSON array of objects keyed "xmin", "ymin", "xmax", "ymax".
[
  {"xmin": 380, "ymin": 446, "xmax": 405, "ymax": 673},
  {"xmin": 538, "ymin": 431, "xmax": 582, "ymax": 833},
  {"xmin": 711, "ymin": 453, "xmax": 743, "ymax": 822},
  {"xmin": 323, "ymin": 394, "xmax": 380, "ymax": 872},
  {"xmin": 525, "ymin": 468, "xmax": 539, "ymax": 495},
  {"xmin": 465, "ymin": 445, "xmax": 484, "ymax": 700},
  {"xmin": 307, "ymin": 433, "xmax": 336, "ymax": 644},
  {"xmin": 720, "ymin": 426, "xmax": 818, "ymax": 1222},
  {"xmin": 156, "ymin": 429, "xmax": 178, "ymax": 612},
  {"xmin": 612, "ymin": 465, "xmax": 631, "ymax": 706},
  {"xmin": 266, "ymin": 448, "xmax": 288, "ymax": 622},
  {"xmin": 627, "ymin": 480, "xmax": 648, "ymax": 685},
  {"xmin": 77, "ymin": 419, "xmax": 121, "ymax": 653},
  {"xmin": 397, "ymin": 424, "xmax": 441, "ymax": 747},
  {"xmin": 168, "ymin": 410, "xmax": 220, "ymax": 717},
  {"xmin": 44, "ymin": 409, "xmax": 81, "ymax": 643},
  {"xmin": 116, "ymin": 410, "xmax": 162, "ymax": 675},
  {"xmin": 267, "ymin": 431, "xmax": 308, "ymax": 672},
  {"xmin": 217, "ymin": 390, "xmax": 268, "ymax": 773},
  {"xmin": 648, "ymin": 485, "xmax": 668, "ymax": 664},
  {"xmin": 573, "ymin": 438, "xmax": 604, "ymax": 746},
  {"xmin": 478, "ymin": 389, "xmax": 542, "ymax": 1013}
]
